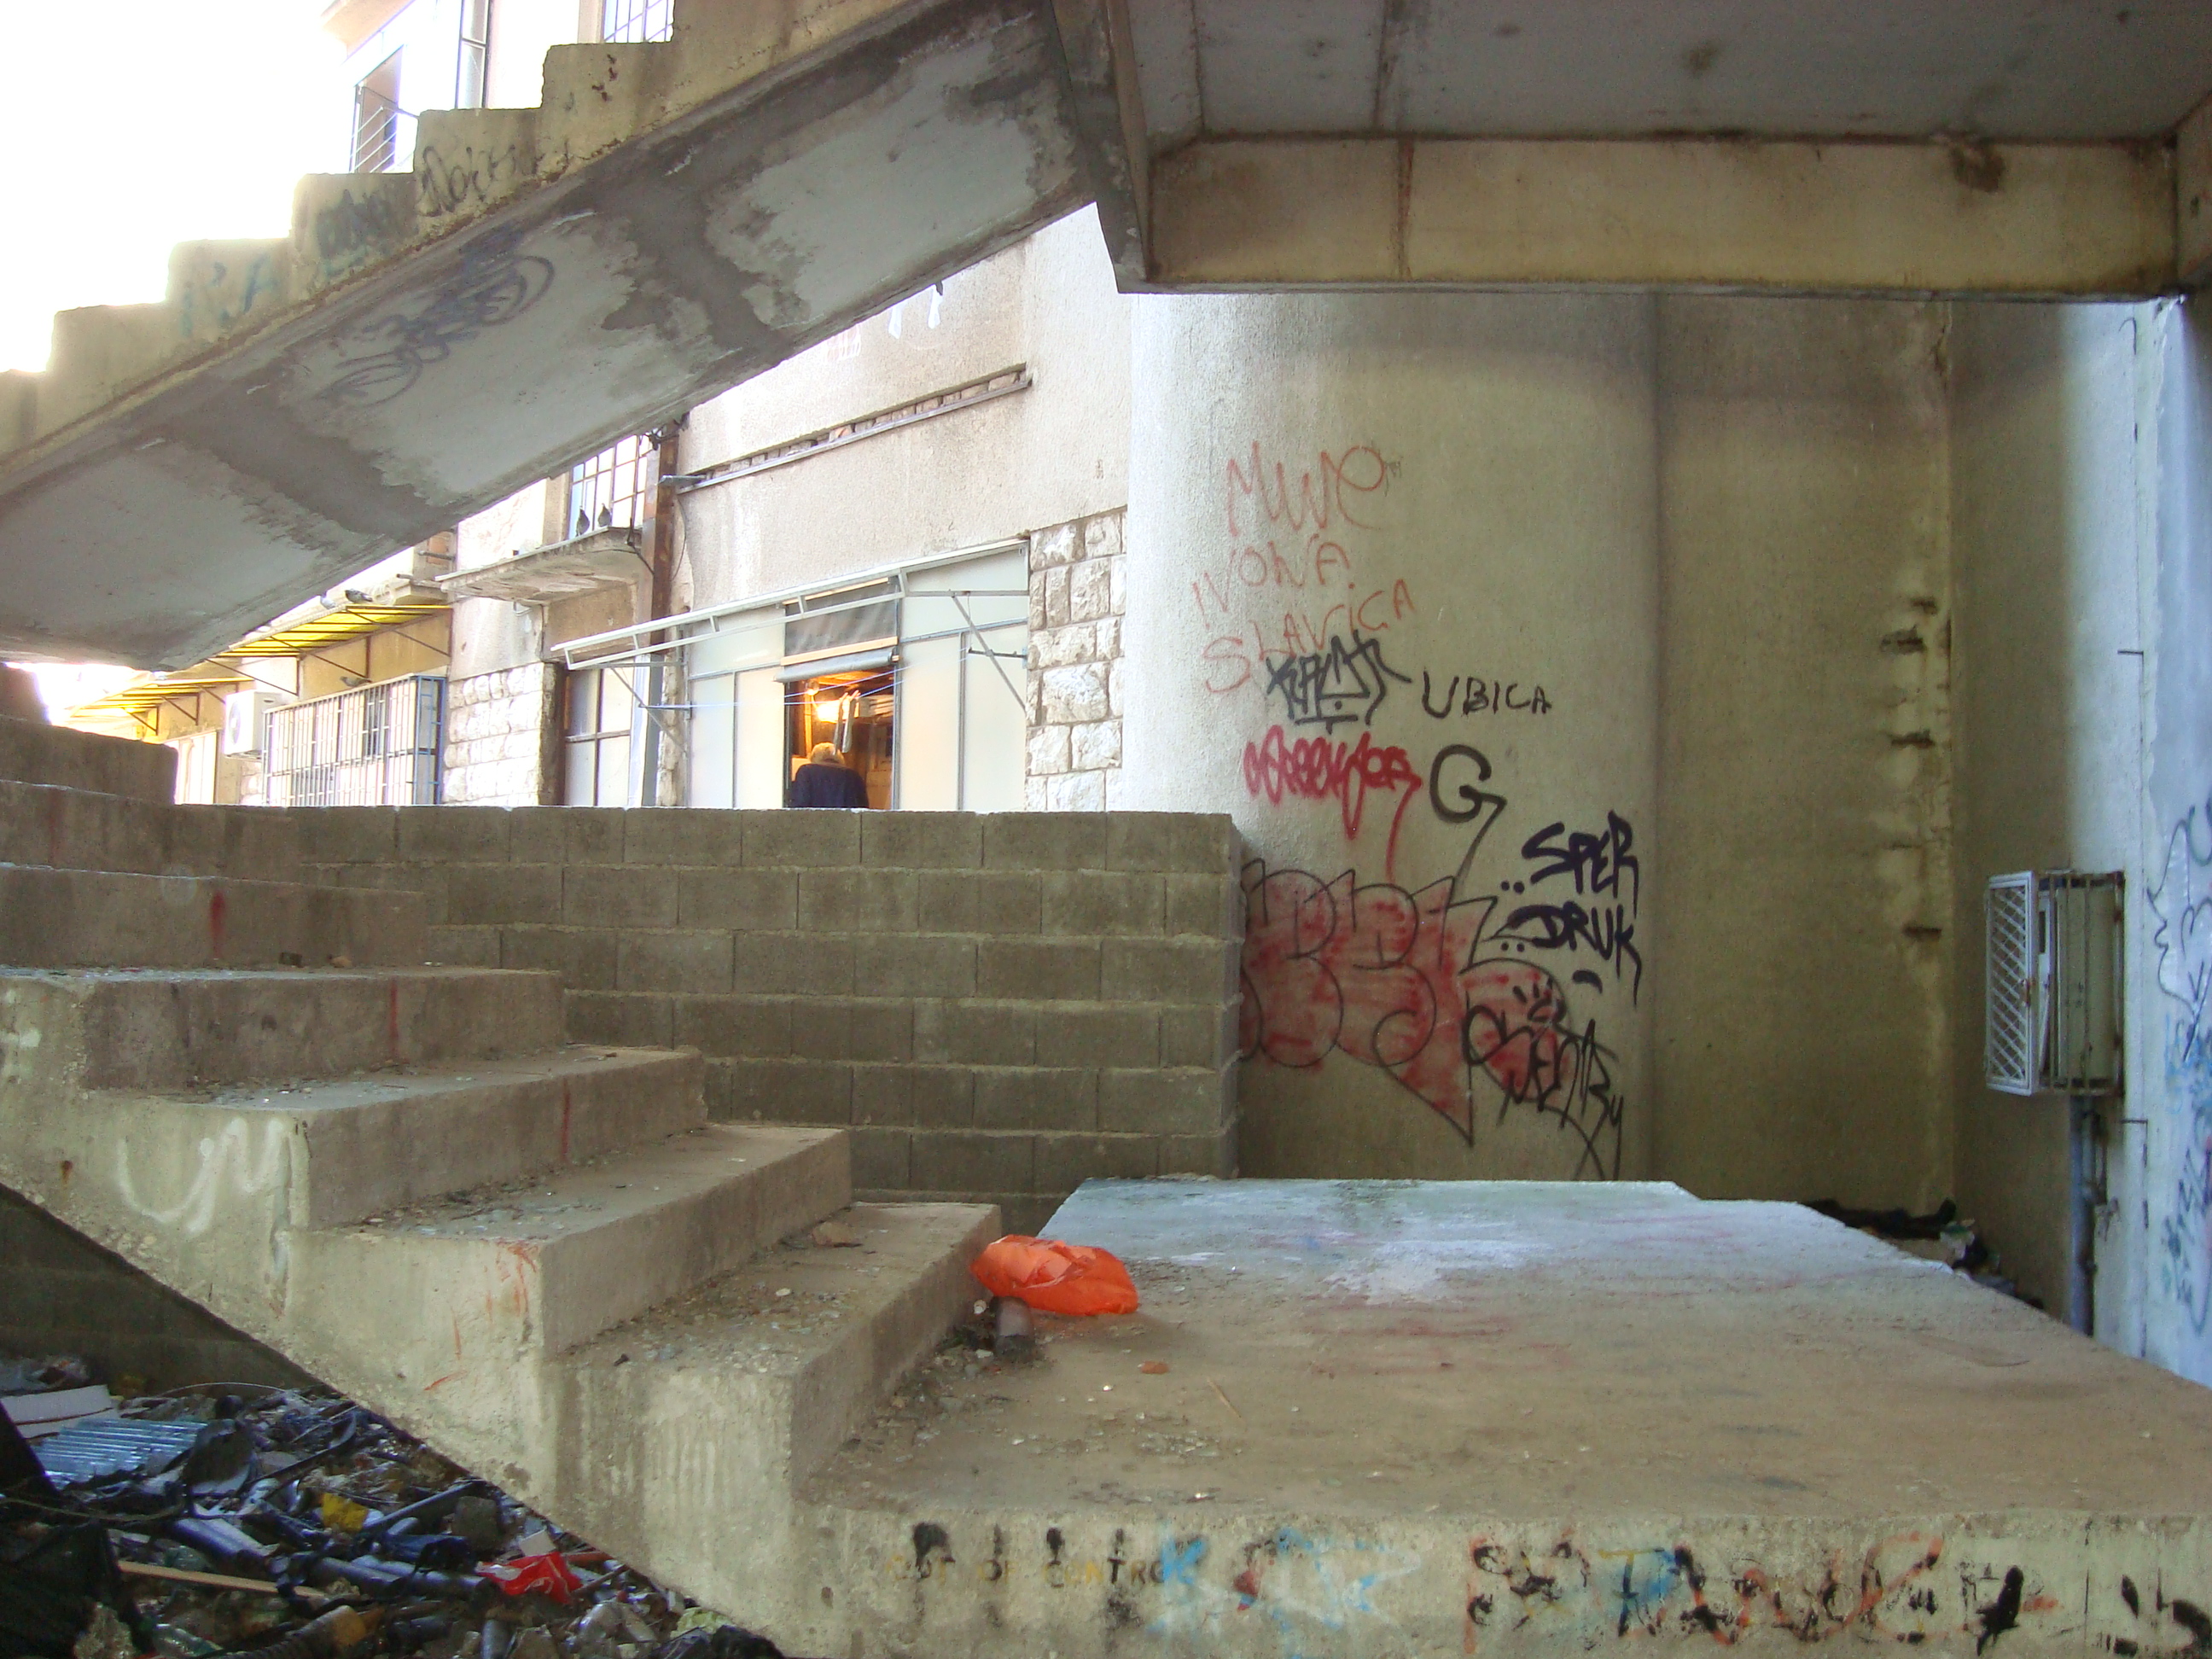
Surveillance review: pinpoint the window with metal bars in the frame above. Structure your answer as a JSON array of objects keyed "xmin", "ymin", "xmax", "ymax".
[
  {"xmin": 352, "ymin": 51, "xmax": 410, "ymax": 172},
  {"xmin": 457, "ymin": 0, "xmax": 493, "ymax": 108},
  {"xmin": 567, "ymin": 434, "xmax": 655, "ymax": 538},
  {"xmin": 601, "ymin": 0, "xmax": 672, "ymax": 44}
]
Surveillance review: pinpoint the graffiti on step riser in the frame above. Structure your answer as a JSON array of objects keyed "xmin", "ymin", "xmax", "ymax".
[
  {"xmin": 2148, "ymin": 793, "xmax": 2212, "ymax": 1336},
  {"xmin": 879, "ymin": 1518, "xmax": 2212, "ymax": 1656},
  {"xmin": 1238, "ymin": 743, "xmax": 1634, "ymax": 1177}
]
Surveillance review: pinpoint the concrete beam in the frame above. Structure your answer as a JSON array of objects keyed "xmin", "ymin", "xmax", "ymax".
[
  {"xmin": 2180, "ymin": 95, "xmax": 2212, "ymax": 285},
  {"xmin": 1144, "ymin": 136, "xmax": 2177, "ymax": 297}
]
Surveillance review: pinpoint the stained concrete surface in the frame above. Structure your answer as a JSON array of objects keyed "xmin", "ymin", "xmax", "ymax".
[{"xmin": 792, "ymin": 1179, "xmax": 2212, "ymax": 1656}]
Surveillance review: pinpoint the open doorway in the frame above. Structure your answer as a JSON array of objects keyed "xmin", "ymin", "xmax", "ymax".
[{"xmin": 787, "ymin": 669, "xmax": 894, "ymax": 807}]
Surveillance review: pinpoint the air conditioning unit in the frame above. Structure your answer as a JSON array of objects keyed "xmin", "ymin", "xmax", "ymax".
[
  {"xmin": 222, "ymin": 690, "xmax": 282, "ymax": 755},
  {"xmin": 1985, "ymin": 870, "xmax": 2123, "ymax": 1097}
]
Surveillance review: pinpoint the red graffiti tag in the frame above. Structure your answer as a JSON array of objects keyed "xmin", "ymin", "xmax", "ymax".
[
  {"xmin": 1238, "ymin": 862, "xmax": 1620, "ymax": 1173},
  {"xmin": 1242, "ymin": 725, "xmax": 1420, "ymax": 841}
]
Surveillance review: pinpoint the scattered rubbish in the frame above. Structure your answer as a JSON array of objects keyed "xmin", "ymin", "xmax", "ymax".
[
  {"xmin": 806, "ymin": 1221, "xmax": 860, "ymax": 1249},
  {"xmin": 34, "ymin": 1419, "xmax": 215, "ymax": 1487},
  {"xmin": 0, "ymin": 1357, "xmax": 755, "ymax": 1659},
  {"xmin": 1138, "ymin": 1361, "xmax": 1169, "ymax": 1375},
  {"xmin": 1805, "ymin": 1198, "xmax": 2039, "ymax": 1306},
  {"xmin": 992, "ymin": 1297, "xmax": 1034, "ymax": 1359},
  {"xmin": 1208, "ymin": 1377, "xmax": 1244, "ymax": 1423},
  {"xmin": 3, "ymin": 1385, "xmax": 118, "ymax": 1441},
  {"xmin": 969, "ymin": 1237, "xmax": 1140, "ymax": 1316}
]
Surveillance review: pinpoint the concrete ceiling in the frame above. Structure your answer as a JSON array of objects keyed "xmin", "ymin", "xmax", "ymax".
[{"xmin": 1128, "ymin": 0, "xmax": 2212, "ymax": 147}]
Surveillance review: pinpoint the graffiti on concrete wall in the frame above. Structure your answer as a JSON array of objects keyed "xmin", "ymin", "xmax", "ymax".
[
  {"xmin": 2149, "ymin": 795, "xmax": 2212, "ymax": 1336},
  {"xmin": 871, "ymin": 1516, "xmax": 2209, "ymax": 1656},
  {"xmin": 1211, "ymin": 440, "xmax": 1624, "ymax": 1173},
  {"xmin": 1238, "ymin": 737, "xmax": 1632, "ymax": 1178}
]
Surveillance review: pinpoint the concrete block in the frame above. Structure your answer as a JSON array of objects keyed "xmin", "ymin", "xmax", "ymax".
[
  {"xmin": 798, "ymin": 869, "xmax": 917, "ymax": 931},
  {"xmin": 426, "ymin": 924, "xmax": 500, "ymax": 966},
  {"xmin": 212, "ymin": 806, "xmax": 300, "ymax": 876},
  {"xmin": 1042, "ymin": 870, "xmax": 1163, "ymax": 937},
  {"xmin": 909, "ymin": 1066, "xmax": 975, "ymax": 1128},
  {"xmin": 974, "ymin": 1067, "xmax": 1097, "ymax": 1132},
  {"xmin": 564, "ymin": 990, "xmax": 674, "ymax": 1048},
  {"xmin": 985, "ymin": 813, "xmax": 1109, "ymax": 871},
  {"xmin": 790, "ymin": 998, "xmax": 914, "ymax": 1062},
  {"xmin": 506, "ymin": 806, "xmax": 568, "ymax": 864},
  {"xmin": 540, "ymin": 807, "xmax": 626, "ymax": 864},
  {"xmin": 850, "ymin": 1126, "xmax": 911, "ymax": 1189},
  {"xmin": 398, "ymin": 806, "xmax": 510, "ymax": 862},
  {"xmin": 674, "ymin": 994, "xmax": 795, "ymax": 1057},
  {"xmin": 447, "ymin": 862, "xmax": 563, "ymax": 925},
  {"xmin": 1070, "ymin": 719, "xmax": 1122, "ymax": 771},
  {"xmin": 701, "ymin": 1057, "xmax": 737, "ymax": 1119},
  {"xmin": 1035, "ymin": 1132, "xmax": 1160, "ymax": 1190},
  {"xmin": 1026, "ymin": 725, "xmax": 1072, "ymax": 777},
  {"xmin": 0, "ymin": 715, "xmax": 174, "ymax": 801},
  {"xmin": 917, "ymin": 870, "xmax": 1043, "ymax": 934},
  {"xmin": 1160, "ymin": 1129, "xmax": 1238, "ymax": 1178},
  {"xmin": 976, "ymin": 937, "xmax": 1101, "ymax": 1000},
  {"xmin": 619, "ymin": 930, "xmax": 735, "ymax": 993},
  {"xmin": 911, "ymin": 1131, "xmax": 1033, "ymax": 1195},
  {"xmin": 0, "ymin": 864, "xmax": 426, "ymax": 969},
  {"xmin": 1164, "ymin": 872, "xmax": 1240, "ymax": 938},
  {"xmin": 743, "ymin": 812, "xmax": 862, "ymax": 868},
  {"xmin": 851, "ymin": 1063, "xmax": 913, "ymax": 1126},
  {"xmin": 680, "ymin": 867, "xmax": 798, "ymax": 929},
  {"xmin": 626, "ymin": 808, "xmax": 746, "ymax": 866},
  {"xmin": 500, "ymin": 924, "xmax": 619, "ymax": 990},
  {"xmin": 733, "ymin": 931, "xmax": 855, "ymax": 995},
  {"xmin": 861, "ymin": 812, "xmax": 981, "ymax": 869},
  {"xmin": 1038, "ymin": 1003, "xmax": 1159, "ymax": 1068},
  {"xmin": 293, "ymin": 806, "xmax": 400, "ymax": 863},
  {"xmin": 1098, "ymin": 1067, "xmax": 1233, "ymax": 1136},
  {"xmin": 853, "ymin": 934, "xmax": 975, "ymax": 998},
  {"xmin": 564, "ymin": 864, "xmax": 678, "ymax": 928},
  {"xmin": 915, "ymin": 1000, "xmax": 1036, "ymax": 1066},
  {"xmin": 725, "ymin": 1057, "xmax": 853, "ymax": 1125},
  {"xmin": 1068, "ymin": 557, "xmax": 1115, "ymax": 623},
  {"xmin": 1102, "ymin": 937, "xmax": 1237, "ymax": 1004},
  {"xmin": 1108, "ymin": 812, "xmax": 1238, "ymax": 874},
  {"xmin": 1161, "ymin": 1000, "xmax": 1242, "ymax": 1069},
  {"xmin": 1032, "ymin": 521, "xmax": 1079, "ymax": 568},
  {"xmin": 1041, "ymin": 770, "xmax": 1108, "ymax": 812}
]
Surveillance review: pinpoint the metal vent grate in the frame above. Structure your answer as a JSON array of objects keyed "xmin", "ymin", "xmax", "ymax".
[{"xmin": 1986, "ymin": 872, "xmax": 2036, "ymax": 1095}]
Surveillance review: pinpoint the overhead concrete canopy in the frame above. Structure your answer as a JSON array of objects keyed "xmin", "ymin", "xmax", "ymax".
[
  {"xmin": 4, "ymin": 0, "xmax": 2210, "ymax": 662},
  {"xmin": 1131, "ymin": 1, "xmax": 2212, "ymax": 143}
]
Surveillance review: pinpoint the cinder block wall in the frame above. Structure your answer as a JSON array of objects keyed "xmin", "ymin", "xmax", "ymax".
[
  {"xmin": 0, "ymin": 1189, "xmax": 310, "ymax": 1389},
  {"xmin": 285, "ymin": 808, "xmax": 1243, "ymax": 1233}
]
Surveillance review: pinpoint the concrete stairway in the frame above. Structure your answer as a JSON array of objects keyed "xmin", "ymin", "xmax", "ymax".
[
  {"xmin": 0, "ymin": 0, "xmax": 1126, "ymax": 667},
  {"xmin": 0, "ymin": 732, "xmax": 1000, "ymax": 1631}
]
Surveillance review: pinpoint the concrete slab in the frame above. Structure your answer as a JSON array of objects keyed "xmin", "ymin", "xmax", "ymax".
[{"xmin": 772, "ymin": 1179, "xmax": 2212, "ymax": 1658}]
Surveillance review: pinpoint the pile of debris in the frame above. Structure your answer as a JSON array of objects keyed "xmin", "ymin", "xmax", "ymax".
[
  {"xmin": 0, "ymin": 1358, "xmax": 784, "ymax": 1659},
  {"xmin": 1804, "ymin": 1198, "xmax": 2035, "ymax": 1306}
]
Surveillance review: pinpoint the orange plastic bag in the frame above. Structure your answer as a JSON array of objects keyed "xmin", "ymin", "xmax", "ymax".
[{"xmin": 970, "ymin": 1235, "xmax": 1140, "ymax": 1316}]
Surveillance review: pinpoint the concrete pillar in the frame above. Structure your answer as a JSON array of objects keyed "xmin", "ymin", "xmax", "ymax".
[{"xmin": 1121, "ymin": 292, "xmax": 1659, "ymax": 1181}]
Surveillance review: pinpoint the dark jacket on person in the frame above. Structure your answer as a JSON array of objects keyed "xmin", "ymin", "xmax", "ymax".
[{"xmin": 789, "ymin": 760, "xmax": 870, "ymax": 808}]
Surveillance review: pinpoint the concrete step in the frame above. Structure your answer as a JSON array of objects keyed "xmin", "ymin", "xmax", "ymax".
[
  {"xmin": 0, "ymin": 862, "xmax": 422, "ymax": 969},
  {"xmin": 0, "ymin": 716, "xmax": 174, "ymax": 802},
  {"xmin": 0, "ymin": 966, "xmax": 566, "ymax": 1090},
  {"xmin": 186, "ymin": 1046, "xmax": 707, "ymax": 1226},
  {"xmin": 289, "ymin": 1125, "xmax": 852, "ymax": 1365},
  {"xmin": 533, "ymin": 1200, "xmax": 999, "ymax": 1592},
  {"xmin": 0, "ymin": 779, "xmax": 294, "ymax": 880}
]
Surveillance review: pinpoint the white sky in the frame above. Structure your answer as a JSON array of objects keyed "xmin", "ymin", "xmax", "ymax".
[{"xmin": 0, "ymin": 2, "xmax": 344, "ymax": 372}]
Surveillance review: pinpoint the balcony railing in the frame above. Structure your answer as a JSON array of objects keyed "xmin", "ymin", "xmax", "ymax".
[{"xmin": 263, "ymin": 675, "xmax": 445, "ymax": 807}]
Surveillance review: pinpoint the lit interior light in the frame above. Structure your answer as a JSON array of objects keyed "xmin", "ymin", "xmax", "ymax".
[{"xmin": 815, "ymin": 699, "xmax": 842, "ymax": 723}]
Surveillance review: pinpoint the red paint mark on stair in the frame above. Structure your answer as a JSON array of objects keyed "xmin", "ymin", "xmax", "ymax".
[
  {"xmin": 559, "ymin": 1083, "xmax": 572, "ymax": 1164},
  {"xmin": 423, "ymin": 1371, "xmax": 465, "ymax": 1392},
  {"xmin": 207, "ymin": 888, "xmax": 227, "ymax": 962}
]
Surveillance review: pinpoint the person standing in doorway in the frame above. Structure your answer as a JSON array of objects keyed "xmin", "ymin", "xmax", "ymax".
[{"xmin": 789, "ymin": 742, "xmax": 869, "ymax": 808}]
